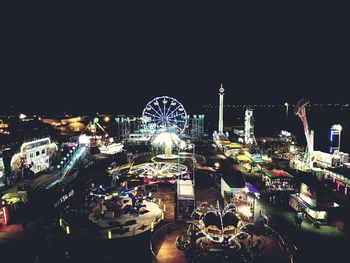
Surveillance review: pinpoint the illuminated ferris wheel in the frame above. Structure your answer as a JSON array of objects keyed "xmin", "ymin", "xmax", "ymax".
[{"xmin": 142, "ymin": 96, "xmax": 188, "ymax": 134}]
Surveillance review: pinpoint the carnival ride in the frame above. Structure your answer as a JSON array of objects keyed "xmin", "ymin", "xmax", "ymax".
[
  {"xmin": 142, "ymin": 96, "xmax": 188, "ymax": 135},
  {"xmin": 171, "ymin": 201, "xmax": 296, "ymax": 263},
  {"xmin": 175, "ymin": 202, "xmax": 244, "ymax": 261},
  {"xmin": 80, "ymin": 117, "xmax": 124, "ymax": 154},
  {"xmin": 109, "ymin": 160, "xmax": 188, "ymax": 186},
  {"xmin": 152, "ymin": 131, "xmax": 186, "ymax": 160},
  {"xmin": 86, "ymin": 184, "xmax": 163, "ymax": 238},
  {"xmin": 46, "ymin": 145, "xmax": 89, "ymax": 189},
  {"xmin": 129, "ymin": 162, "xmax": 188, "ymax": 183},
  {"xmin": 294, "ymin": 99, "xmax": 314, "ymax": 170}
]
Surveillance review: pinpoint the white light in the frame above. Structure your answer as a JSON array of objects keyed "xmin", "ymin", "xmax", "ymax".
[
  {"xmin": 332, "ymin": 124, "xmax": 342, "ymax": 131},
  {"xmin": 79, "ymin": 134, "xmax": 90, "ymax": 145},
  {"xmin": 152, "ymin": 132, "xmax": 183, "ymax": 148},
  {"xmin": 214, "ymin": 162, "xmax": 220, "ymax": 169},
  {"xmin": 19, "ymin": 113, "xmax": 27, "ymax": 119}
]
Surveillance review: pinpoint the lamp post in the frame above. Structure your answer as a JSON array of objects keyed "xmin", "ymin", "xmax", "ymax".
[
  {"xmin": 262, "ymin": 139, "xmax": 266, "ymax": 155},
  {"xmin": 192, "ymin": 143, "xmax": 196, "ymax": 188},
  {"xmin": 284, "ymin": 102, "xmax": 289, "ymax": 120}
]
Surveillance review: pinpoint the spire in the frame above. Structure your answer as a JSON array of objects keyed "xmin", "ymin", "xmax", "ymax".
[{"xmin": 219, "ymin": 82, "xmax": 224, "ymax": 94}]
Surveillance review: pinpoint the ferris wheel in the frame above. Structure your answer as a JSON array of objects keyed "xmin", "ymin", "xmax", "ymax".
[{"xmin": 142, "ymin": 96, "xmax": 188, "ymax": 134}]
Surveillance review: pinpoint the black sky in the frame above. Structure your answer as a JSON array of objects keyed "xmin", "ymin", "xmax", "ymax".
[{"xmin": 1, "ymin": 3, "xmax": 350, "ymax": 114}]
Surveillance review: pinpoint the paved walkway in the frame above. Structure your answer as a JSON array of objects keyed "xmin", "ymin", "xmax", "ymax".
[
  {"xmin": 0, "ymin": 170, "xmax": 58, "ymax": 195},
  {"xmin": 153, "ymin": 185, "xmax": 176, "ymax": 221},
  {"xmin": 154, "ymin": 223, "xmax": 186, "ymax": 263}
]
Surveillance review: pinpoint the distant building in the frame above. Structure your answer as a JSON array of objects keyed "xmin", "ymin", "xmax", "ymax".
[
  {"xmin": 313, "ymin": 150, "xmax": 349, "ymax": 168},
  {"xmin": 188, "ymin": 114, "xmax": 205, "ymax": 139}
]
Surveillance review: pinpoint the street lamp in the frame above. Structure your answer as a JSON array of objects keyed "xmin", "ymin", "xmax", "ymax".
[
  {"xmin": 262, "ymin": 139, "xmax": 266, "ymax": 155},
  {"xmin": 284, "ymin": 102, "xmax": 289, "ymax": 120}
]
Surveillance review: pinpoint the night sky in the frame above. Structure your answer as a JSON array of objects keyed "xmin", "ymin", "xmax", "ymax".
[{"xmin": 2, "ymin": 3, "xmax": 350, "ymax": 114}]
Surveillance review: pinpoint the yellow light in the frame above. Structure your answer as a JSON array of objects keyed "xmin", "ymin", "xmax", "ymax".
[
  {"xmin": 237, "ymin": 205, "xmax": 253, "ymax": 218},
  {"xmin": 151, "ymin": 221, "xmax": 154, "ymax": 232},
  {"xmin": 104, "ymin": 116, "xmax": 110, "ymax": 122},
  {"xmin": 108, "ymin": 230, "xmax": 112, "ymax": 239},
  {"xmin": 163, "ymin": 204, "xmax": 166, "ymax": 212},
  {"xmin": 66, "ymin": 226, "xmax": 70, "ymax": 235},
  {"xmin": 59, "ymin": 218, "xmax": 63, "ymax": 226}
]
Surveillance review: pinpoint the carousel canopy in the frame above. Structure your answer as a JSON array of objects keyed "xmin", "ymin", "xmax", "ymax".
[{"xmin": 264, "ymin": 169, "xmax": 293, "ymax": 179}]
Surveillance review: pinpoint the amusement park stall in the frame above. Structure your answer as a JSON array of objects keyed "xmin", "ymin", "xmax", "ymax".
[
  {"xmin": 262, "ymin": 169, "xmax": 294, "ymax": 193},
  {"xmin": 177, "ymin": 180, "xmax": 195, "ymax": 220},
  {"xmin": 289, "ymin": 174, "xmax": 333, "ymax": 223}
]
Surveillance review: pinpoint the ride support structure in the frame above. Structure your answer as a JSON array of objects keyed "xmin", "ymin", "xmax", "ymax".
[{"xmin": 295, "ymin": 99, "xmax": 314, "ymax": 169}]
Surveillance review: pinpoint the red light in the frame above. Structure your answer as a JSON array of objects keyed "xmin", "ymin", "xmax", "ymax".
[{"xmin": 2, "ymin": 206, "xmax": 8, "ymax": 225}]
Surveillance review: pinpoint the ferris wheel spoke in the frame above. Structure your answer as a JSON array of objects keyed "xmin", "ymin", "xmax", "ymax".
[
  {"xmin": 163, "ymin": 98, "xmax": 167, "ymax": 117},
  {"xmin": 167, "ymin": 105, "xmax": 181, "ymax": 118},
  {"xmin": 165, "ymin": 99, "xmax": 175, "ymax": 116},
  {"xmin": 155, "ymin": 120, "xmax": 163, "ymax": 126},
  {"xmin": 144, "ymin": 111, "xmax": 161, "ymax": 119},
  {"xmin": 148, "ymin": 104, "xmax": 163, "ymax": 118},
  {"xmin": 155, "ymin": 99, "xmax": 165, "ymax": 117}
]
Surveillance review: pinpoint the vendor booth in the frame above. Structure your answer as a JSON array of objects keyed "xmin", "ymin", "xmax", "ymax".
[{"xmin": 262, "ymin": 170, "xmax": 294, "ymax": 192}]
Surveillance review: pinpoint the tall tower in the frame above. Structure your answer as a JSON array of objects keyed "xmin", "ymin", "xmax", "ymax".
[
  {"xmin": 295, "ymin": 99, "xmax": 314, "ymax": 169},
  {"xmin": 218, "ymin": 83, "xmax": 224, "ymax": 133}
]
